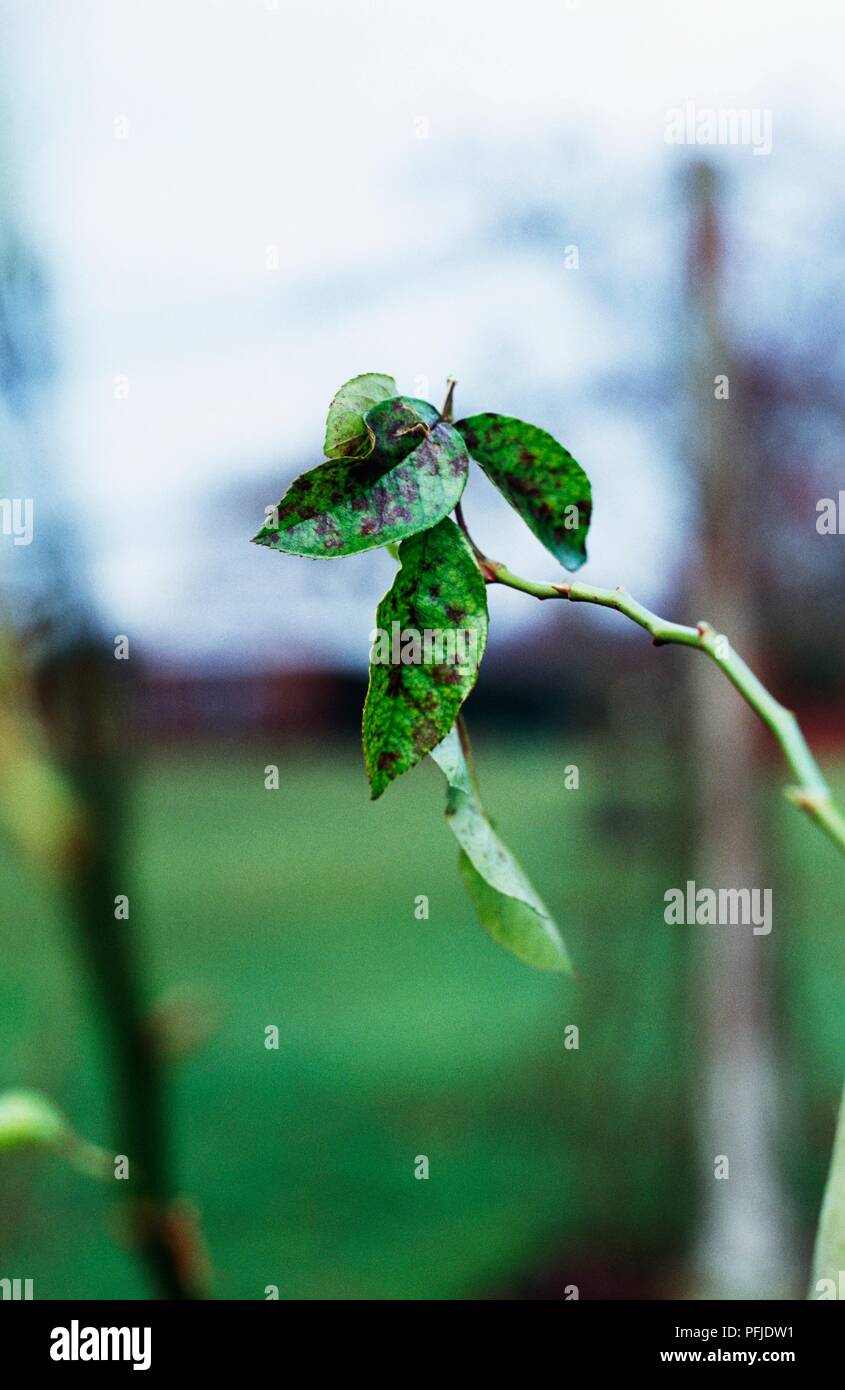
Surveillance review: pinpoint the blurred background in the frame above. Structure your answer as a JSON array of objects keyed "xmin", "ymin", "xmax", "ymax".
[{"xmin": 1, "ymin": 0, "xmax": 844, "ymax": 1299}]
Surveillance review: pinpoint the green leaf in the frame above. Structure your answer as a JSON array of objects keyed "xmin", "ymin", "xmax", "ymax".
[
  {"xmin": 363, "ymin": 518, "xmax": 488, "ymax": 798},
  {"xmin": 0, "ymin": 1089, "xmax": 67, "ymax": 1151},
  {"xmin": 365, "ymin": 396, "xmax": 441, "ymax": 467},
  {"xmin": 253, "ymin": 419, "xmax": 469, "ymax": 558},
  {"xmin": 430, "ymin": 728, "xmax": 571, "ymax": 972},
  {"xmin": 323, "ymin": 373, "xmax": 396, "ymax": 459},
  {"xmin": 455, "ymin": 413, "xmax": 592, "ymax": 571}
]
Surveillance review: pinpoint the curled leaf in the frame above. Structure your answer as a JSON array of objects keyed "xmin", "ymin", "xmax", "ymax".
[
  {"xmin": 364, "ymin": 396, "xmax": 440, "ymax": 466},
  {"xmin": 323, "ymin": 373, "xmax": 396, "ymax": 459},
  {"xmin": 456, "ymin": 413, "xmax": 592, "ymax": 570},
  {"xmin": 430, "ymin": 728, "xmax": 571, "ymax": 972},
  {"xmin": 363, "ymin": 518, "xmax": 488, "ymax": 798}
]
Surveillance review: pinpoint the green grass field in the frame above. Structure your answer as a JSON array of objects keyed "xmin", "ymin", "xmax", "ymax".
[{"xmin": 0, "ymin": 739, "xmax": 842, "ymax": 1298}]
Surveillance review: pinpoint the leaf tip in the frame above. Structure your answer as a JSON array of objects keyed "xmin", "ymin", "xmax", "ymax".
[{"xmin": 365, "ymin": 762, "xmax": 386, "ymax": 800}]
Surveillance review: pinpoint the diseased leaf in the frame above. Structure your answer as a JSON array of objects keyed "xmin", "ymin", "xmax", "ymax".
[
  {"xmin": 455, "ymin": 413, "xmax": 592, "ymax": 571},
  {"xmin": 253, "ymin": 420, "xmax": 470, "ymax": 558},
  {"xmin": 365, "ymin": 396, "xmax": 440, "ymax": 466},
  {"xmin": 363, "ymin": 518, "xmax": 488, "ymax": 798},
  {"xmin": 430, "ymin": 728, "xmax": 570, "ymax": 972},
  {"xmin": 323, "ymin": 373, "xmax": 396, "ymax": 459}
]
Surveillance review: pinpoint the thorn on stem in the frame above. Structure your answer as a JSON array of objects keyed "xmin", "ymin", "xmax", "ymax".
[{"xmin": 785, "ymin": 786, "xmax": 825, "ymax": 815}]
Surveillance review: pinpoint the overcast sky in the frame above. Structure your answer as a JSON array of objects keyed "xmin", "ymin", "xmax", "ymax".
[{"xmin": 2, "ymin": 0, "xmax": 844, "ymax": 666}]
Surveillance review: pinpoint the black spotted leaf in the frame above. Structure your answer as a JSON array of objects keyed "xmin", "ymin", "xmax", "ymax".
[
  {"xmin": 430, "ymin": 728, "xmax": 571, "ymax": 972},
  {"xmin": 364, "ymin": 396, "xmax": 440, "ymax": 466},
  {"xmin": 455, "ymin": 413, "xmax": 592, "ymax": 570},
  {"xmin": 363, "ymin": 518, "xmax": 487, "ymax": 798},
  {"xmin": 323, "ymin": 373, "xmax": 396, "ymax": 459},
  {"xmin": 253, "ymin": 416, "xmax": 469, "ymax": 558}
]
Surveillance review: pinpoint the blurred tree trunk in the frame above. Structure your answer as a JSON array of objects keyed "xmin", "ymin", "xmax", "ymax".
[
  {"xmin": 685, "ymin": 164, "xmax": 795, "ymax": 1297},
  {"xmin": 0, "ymin": 146, "xmax": 204, "ymax": 1295}
]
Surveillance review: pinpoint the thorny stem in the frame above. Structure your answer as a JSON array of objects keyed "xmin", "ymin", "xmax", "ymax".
[
  {"xmin": 477, "ymin": 559, "xmax": 845, "ymax": 857},
  {"xmin": 445, "ymin": 370, "xmax": 845, "ymax": 848}
]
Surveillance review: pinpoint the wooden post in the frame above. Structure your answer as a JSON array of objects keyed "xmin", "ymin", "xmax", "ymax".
[{"xmin": 685, "ymin": 163, "xmax": 795, "ymax": 1296}]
